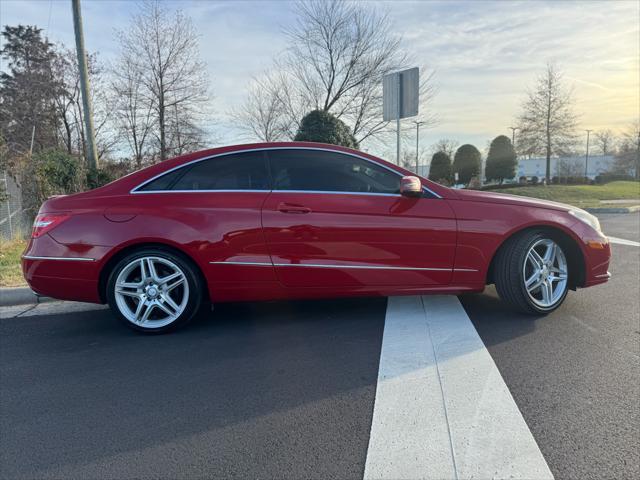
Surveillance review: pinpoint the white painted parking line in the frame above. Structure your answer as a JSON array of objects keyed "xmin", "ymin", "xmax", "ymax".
[
  {"xmin": 364, "ymin": 295, "xmax": 553, "ymax": 480},
  {"xmin": 364, "ymin": 296, "xmax": 456, "ymax": 479},
  {"xmin": 608, "ymin": 236, "xmax": 640, "ymax": 247}
]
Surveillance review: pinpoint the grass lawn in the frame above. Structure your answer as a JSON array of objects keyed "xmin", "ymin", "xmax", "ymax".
[
  {"xmin": 0, "ymin": 238, "xmax": 27, "ymax": 287},
  {"xmin": 492, "ymin": 181, "xmax": 640, "ymax": 208}
]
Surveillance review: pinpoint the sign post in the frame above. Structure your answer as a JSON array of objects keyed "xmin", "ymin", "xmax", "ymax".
[{"xmin": 383, "ymin": 67, "xmax": 419, "ymax": 164}]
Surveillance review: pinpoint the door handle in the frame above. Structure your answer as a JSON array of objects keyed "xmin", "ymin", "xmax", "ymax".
[{"xmin": 277, "ymin": 202, "xmax": 312, "ymax": 214}]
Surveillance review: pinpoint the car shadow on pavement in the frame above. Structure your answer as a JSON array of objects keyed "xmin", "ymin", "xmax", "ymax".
[
  {"xmin": 459, "ymin": 286, "xmax": 543, "ymax": 348},
  {"xmin": 0, "ymin": 297, "xmax": 386, "ymax": 479}
]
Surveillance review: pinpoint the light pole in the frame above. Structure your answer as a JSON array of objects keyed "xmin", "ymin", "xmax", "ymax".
[
  {"xmin": 509, "ymin": 126, "xmax": 519, "ymax": 183},
  {"xmin": 585, "ymin": 129, "xmax": 593, "ymax": 179},
  {"xmin": 509, "ymin": 126, "xmax": 519, "ymax": 146},
  {"xmin": 414, "ymin": 120, "xmax": 425, "ymax": 174}
]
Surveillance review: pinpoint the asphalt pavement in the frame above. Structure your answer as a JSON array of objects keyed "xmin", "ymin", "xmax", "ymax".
[
  {"xmin": 461, "ymin": 213, "xmax": 639, "ymax": 480},
  {"xmin": 1, "ymin": 213, "xmax": 638, "ymax": 479}
]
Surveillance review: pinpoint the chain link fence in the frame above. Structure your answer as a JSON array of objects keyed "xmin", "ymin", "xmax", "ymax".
[{"xmin": 1, "ymin": 171, "xmax": 29, "ymax": 240}]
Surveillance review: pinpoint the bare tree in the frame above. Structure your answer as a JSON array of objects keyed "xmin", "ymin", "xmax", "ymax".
[
  {"xmin": 517, "ymin": 63, "xmax": 578, "ymax": 182},
  {"xmin": 111, "ymin": 52, "xmax": 154, "ymax": 168},
  {"xmin": 556, "ymin": 157, "xmax": 583, "ymax": 178},
  {"xmin": 613, "ymin": 121, "xmax": 640, "ymax": 178},
  {"xmin": 232, "ymin": 72, "xmax": 293, "ymax": 142},
  {"xmin": 594, "ymin": 129, "xmax": 615, "ymax": 157},
  {"xmin": 235, "ymin": 0, "xmax": 436, "ymax": 145},
  {"xmin": 431, "ymin": 138, "xmax": 459, "ymax": 159},
  {"xmin": 166, "ymin": 101, "xmax": 208, "ymax": 156},
  {"xmin": 53, "ymin": 48, "xmax": 116, "ymax": 161},
  {"xmin": 115, "ymin": 0, "xmax": 210, "ymax": 161}
]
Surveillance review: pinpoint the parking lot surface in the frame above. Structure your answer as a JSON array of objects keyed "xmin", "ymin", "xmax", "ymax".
[{"xmin": 1, "ymin": 213, "xmax": 638, "ymax": 479}]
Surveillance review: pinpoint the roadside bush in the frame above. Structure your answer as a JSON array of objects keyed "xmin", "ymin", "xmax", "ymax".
[
  {"xmin": 467, "ymin": 176, "xmax": 482, "ymax": 189},
  {"xmin": 86, "ymin": 168, "xmax": 115, "ymax": 189},
  {"xmin": 481, "ymin": 183, "xmax": 523, "ymax": 191},
  {"xmin": 564, "ymin": 176, "xmax": 586, "ymax": 185},
  {"xmin": 428, "ymin": 151, "xmax": 452, "ymax": 183},
  {"xmin": 485, "ymin": 135, "xmax": 517, "ymax": 183},
  {"xmin": 452, "ymin": 144, "xmax": 481, "ymax": 185},
  {"xmin": 595, "ymin": 174, "xmax": 636, "ymax": 184},
  {"xmin": 433, "ymin": 177, "xmax": 452, "ymax": 187},
  {"xmin": 34, "ymin": 149, "xmax": 82, "ymax": 198},
  {"xmin": 519, "ymin": 176, "xmax": 527, "ymax": 184}
]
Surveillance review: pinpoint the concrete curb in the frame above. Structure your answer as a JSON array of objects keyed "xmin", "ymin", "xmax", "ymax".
[
  {"xmin": 0, "ymin": 287, "xmax": 53, "ymax": 307},
  {"xmin": 585, "ymin": 205, "xmax": 640, "ymax": 214}
]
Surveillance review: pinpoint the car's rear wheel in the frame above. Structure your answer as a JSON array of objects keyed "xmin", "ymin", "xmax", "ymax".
[
  {"xmin": 106, "ymin": 248, "xmax": 203, "ymax": 333},
  {"xmin": 494, "ymin": 231, "xmax": 570, "ymax": 315}
]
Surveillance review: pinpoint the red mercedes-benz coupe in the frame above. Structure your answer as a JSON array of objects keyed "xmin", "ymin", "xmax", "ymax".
[{"xmin": 22, "ymin": 142, "xmax": 611, "ymax": 332}]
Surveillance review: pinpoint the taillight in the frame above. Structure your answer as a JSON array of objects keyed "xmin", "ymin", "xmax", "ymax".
[{"xmin": 31, "ymin": 213, "xmax": 71, "ymax": 238}]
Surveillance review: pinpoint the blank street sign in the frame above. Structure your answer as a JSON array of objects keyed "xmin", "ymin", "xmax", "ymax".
[{"xmin": 383, "ymin": 67, "xmax": 419, "ymax": 121}]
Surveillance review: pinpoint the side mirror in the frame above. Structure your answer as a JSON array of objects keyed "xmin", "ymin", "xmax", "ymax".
[{"xmin": 400, "ymin": 176, "xmax": 422, "ymax": 197}]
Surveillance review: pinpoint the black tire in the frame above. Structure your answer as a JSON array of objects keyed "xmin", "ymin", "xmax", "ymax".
[
  {"xmin": 106, "ymin": 248, "xmax": 203, "ymax": 333},
  {"xmin": 494, "ymin": 230, "xmax": 569, "ymax": 315}
]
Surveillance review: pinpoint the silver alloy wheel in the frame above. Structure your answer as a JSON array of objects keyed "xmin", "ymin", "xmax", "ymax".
[
  {"xmin": 523, "ymin": 238, "xmax": 568, "ymax": 309},
  {"xmin": 114, "ymin": 256, "xmax": 189, "ymax": 329}
]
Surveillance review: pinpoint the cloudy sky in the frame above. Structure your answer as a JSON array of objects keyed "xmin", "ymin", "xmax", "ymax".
[{"xmin": 1, "ymin": 0, "xmax": 638, "ymax": 158}]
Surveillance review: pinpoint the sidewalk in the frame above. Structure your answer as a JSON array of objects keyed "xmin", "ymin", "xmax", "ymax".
[{"xmin": 1, "ymin": 300, "xmax": 106, "ymax": 319}]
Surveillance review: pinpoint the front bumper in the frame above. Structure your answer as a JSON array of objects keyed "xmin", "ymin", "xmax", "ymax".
[{"xmin": 574, "ymin": 227, "xmax": 611, "ymax": 287}]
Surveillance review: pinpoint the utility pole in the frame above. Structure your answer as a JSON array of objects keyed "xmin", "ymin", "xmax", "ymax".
[
  {"xmin": 396, "ymin": 72, "xmax": 402, "ymax": 164},
  {"xmin": 584, "ymin": 129, "xmax": 592, "ymax": 179},
  {"xmin": 71, "ymin": 0, "xmax": 99, "ymax": 170},
  {"xmin": 414, "ymin": 121, "xmax": 425, "ymax": 174}
]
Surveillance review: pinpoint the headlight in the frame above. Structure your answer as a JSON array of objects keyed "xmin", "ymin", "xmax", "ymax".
[{"xmin": 569, "ymin": 209, "xmax": 601, "ymax": 232}]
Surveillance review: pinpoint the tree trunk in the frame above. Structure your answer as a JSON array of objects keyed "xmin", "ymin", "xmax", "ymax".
[
  {"xmin": 159, "ymin": 89, "xmax": 166, "ymax": 161},
  {"xmin": 546, "ymin": 145, "xmax": 551, "ymax": 184}
]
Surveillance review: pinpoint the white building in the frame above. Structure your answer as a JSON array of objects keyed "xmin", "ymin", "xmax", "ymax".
[
  {"xmin": 515, "ymin": 155, "xmax": 615, "ymax": 180},
  {"xmin": 415, "ymin": 154, "xmax": 619, "ymax": 182}
]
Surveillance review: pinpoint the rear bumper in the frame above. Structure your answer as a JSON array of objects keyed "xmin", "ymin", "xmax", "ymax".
[{"xmin": 21, "ymin": 235, "xmax": 107, "ymax": 303}]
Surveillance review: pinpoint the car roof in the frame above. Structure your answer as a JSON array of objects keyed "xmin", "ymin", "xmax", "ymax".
[{"xmin": 86, "ymin": 141, "xmax": 451, "ymax": 198}]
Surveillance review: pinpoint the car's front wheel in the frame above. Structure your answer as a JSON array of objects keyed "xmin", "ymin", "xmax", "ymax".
[
  {"xmin": 494, "ymin": 231, "xmax": 570, "ymax": 315},
  {"xmin": 106, "ymin": 248, "xmax": 203, "ymax": 333}
]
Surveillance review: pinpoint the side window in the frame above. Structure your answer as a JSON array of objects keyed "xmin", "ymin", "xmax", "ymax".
[
  {"xmin": 137, "ymin": 168, "xmax": 184, "ymax": 191},
  {"xmin": 269, "ymin": 149, "xmax": 400, "ymax": 194},
  {"xmin": 138, "ymin": 151, "xmax": 269, "ymax": 191}
]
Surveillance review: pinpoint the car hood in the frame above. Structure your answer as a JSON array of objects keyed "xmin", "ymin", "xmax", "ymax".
[{"xmin": 452, "ymin": 188, "xmax": 575, "ymax": 212}]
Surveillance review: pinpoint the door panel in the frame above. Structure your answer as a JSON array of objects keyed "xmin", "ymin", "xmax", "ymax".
[
  {"xmin": 130, "ymin": 150, "xmax": 276, "ymax": 287},
  {"xmin": 261, "ymin": 192, "xmax": 457, "ymax": 287}
]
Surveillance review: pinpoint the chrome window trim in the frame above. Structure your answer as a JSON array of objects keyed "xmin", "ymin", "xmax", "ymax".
[
  {"xmin": 270, "ymin": 190, "xmax": 404, "ymax": 198},
  {"xmin": 131, "ymin": 189, "xmax": 272, "ymax": 194},
  {"xmin": 209, "ymin": 260, "xmax": 477, "ymax": 272},
  {"xmin": 130, "ymin": 146, "xmax": 443, "ymax": 199},
  {"xmin": 22, "ymin": 255, "xmax": 95, "ymax": 262}
]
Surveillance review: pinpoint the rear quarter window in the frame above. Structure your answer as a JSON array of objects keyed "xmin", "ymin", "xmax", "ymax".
[{"xmin": 136, "ymin": 151, "xmax": 270, "ymax": 191}]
